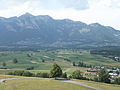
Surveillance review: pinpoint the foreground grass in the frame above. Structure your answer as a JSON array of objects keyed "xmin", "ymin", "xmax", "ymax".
[
  {"xmin": 74, "ymin": 79, "xmax": 120, "ymax": 90},
  {"xmin": 0, "ymin": 79, "xmax": 93, "ymax": 90}
]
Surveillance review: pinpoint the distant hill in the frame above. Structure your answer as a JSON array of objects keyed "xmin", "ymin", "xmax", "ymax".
[{"xmin": 0, "ymin": 13, "xmax": 120, "ymax": 48}]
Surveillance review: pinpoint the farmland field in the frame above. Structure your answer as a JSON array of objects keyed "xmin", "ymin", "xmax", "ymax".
[{"xmin": 0, "ymin": 49, "xmax": 120, "ymax": 75}]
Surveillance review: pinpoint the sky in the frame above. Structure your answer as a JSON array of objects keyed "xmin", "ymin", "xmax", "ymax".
[{"xmin": 0, "ymin": 0, "xmax": 120, "ymax": 30}]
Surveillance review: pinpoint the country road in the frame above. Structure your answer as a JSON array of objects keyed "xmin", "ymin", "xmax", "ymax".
[
  {"xmin": 0, "ymin": 77, "xmax": 102, "ymax": 90},
  {"xmin": 57, "ymin": 79, "xmax": 102, "ymax": 90}
]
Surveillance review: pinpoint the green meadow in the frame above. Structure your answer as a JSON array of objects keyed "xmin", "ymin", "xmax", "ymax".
[{"xmin": 0, "ymin": 49, "xmax": 119, "ymax": 75}]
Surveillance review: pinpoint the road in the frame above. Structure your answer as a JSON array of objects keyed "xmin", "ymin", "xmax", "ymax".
[
  {"xmin": 57, "ymin": 79, "xmax": 102, "ymax": 90},
  {"xmin": 0, "ymin": 77, "xmax": 102, "ymax": 90}
]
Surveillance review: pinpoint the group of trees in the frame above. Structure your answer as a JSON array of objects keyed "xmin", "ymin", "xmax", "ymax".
[
  {"xmin": 8, "ymin": 70, "xmax": 33, "ymax": 77},
  {"xmin": 72, "ymin": 61, "xmax": 93, "ymax": 68},
  {"xmin": 8, "ymin": 70, "xmax": 49, "ymax": 78},
  {"xmin": 64, "ymin": 58, "xmax": 71, "ymax": 62},
  {"xmin": 8, "ymin": 63, "xmax": 67, "ymax": 78},
  {"xmin": 71, "ymin": 70, "xmax": 83, "ymax": 79},
  {"xmin": 94, "ymin": 69, "xmax": 111, "ymax": 83},
  {"xmin": 7, "ymin": 63, "xmax": 120, "ymax": 85},
  {"xmin": 50, "ymin": 63, "xmax": 120, "ymax": 85},
  {"xmin": 90, "ymin": 48, "xmax": 120, "ymax": 57},
  {"xmin": 8, "ymin": 63, "xmax": 87, "ymax": 80},
  {"xmin": 50, "ymin": 63, "xmax": 88, "ymax": 80},
  {"xmin": 1, "ymin": 58, "xmax": 18, "ymax": 68},
  {"xmin": 94, "ymin": 69, "xmax": 120, "ymax": 85},
  {"xmin": 90, "ymin": 48, "xmax": 120, "ymax": 62}
]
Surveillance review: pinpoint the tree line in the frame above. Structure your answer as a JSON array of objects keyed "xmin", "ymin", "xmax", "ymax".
[{"xmin": 7, "ymin": 63, "xmax": 120, "ymax": 85}]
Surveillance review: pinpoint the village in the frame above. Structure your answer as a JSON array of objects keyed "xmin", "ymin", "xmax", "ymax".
[{"xmin": 84, "ymin": 66, "xmax": 120, "ymax": 79}]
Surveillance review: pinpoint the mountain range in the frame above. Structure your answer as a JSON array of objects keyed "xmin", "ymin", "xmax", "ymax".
[{"xmin": 0, "ymin": 13, "xmax": 120, "ymax": 48}]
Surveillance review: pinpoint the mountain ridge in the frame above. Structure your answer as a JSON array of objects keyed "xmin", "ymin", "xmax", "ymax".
[{"xmin": 0, "ymin": 13, "xmax": 120, "ymax": 47}]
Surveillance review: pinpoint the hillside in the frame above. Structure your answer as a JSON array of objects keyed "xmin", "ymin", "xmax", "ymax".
[{"xmin": 0, "ymin": 13, "xmax": 120, "ymax": 47}]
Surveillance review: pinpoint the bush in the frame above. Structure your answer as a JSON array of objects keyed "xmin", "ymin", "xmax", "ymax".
[
  {"xmin": 26, "ymin": 67, "xmax": 34, "ymax": 70},
  {"xmin": 2, "ymin": 62, "xmax": 6, "ymax": 67},
  {"xmin": 36, "ymin": 73, "xmax": 49, "ymax": 78},
  {"xmin": 13, "ymin": 71, "xmax": 24, "ymax": 76},
  {"xmin": 8, "ymin": 70, "xmax": 33, "ymax": 77},
  {"xmin": 81, "ymin": 77, "xmax": 89, "ymax": 80},
  {"xmin": 8, "ymin": 70, "xmax": 50, "ymax": 78},
  {"xmin": 68, "ymin": 75, "xmax": 72, "ymax": 80},
  {"xmin": 94, "ymin": 77, "xmax": 99, "ymax": 82},
  {"xmin": 22, "ymin": 71, "xmax": 33, "ymax": 77},
  {"xmin": 13, "ymin": 58, "xmax": 18, "ymax": 64},
  {"xmin": 114, "ymin": 77, "xmax": 120, "ymax": 85},
  {"xmin": 61, "ymin": 72, "xmax": 67, "ymax": 78},
  {"xmin": 72, "ymin": 70, "xmax": 83, "ymax": 79}
]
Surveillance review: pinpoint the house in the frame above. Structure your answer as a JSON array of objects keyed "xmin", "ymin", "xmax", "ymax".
[
  {"xmin": 114, "ymin": 57, "xmax": 120, "ymax": 62},
  {"xmin": 109, "ymin": 73, "xmax": 118, "ymax": 77},
  {"xmin": 107, "ymin": 68, "xmax": 120, "ymax": 78}
]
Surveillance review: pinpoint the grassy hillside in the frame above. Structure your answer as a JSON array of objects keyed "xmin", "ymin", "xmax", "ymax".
[{"xmin": 0, "ymin": 79, "xmax": 93, "ymax": 90}]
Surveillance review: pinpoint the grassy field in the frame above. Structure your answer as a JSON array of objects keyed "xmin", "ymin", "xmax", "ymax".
[
  {"xmin": 74, "ymin": 79, "xmax": 120, "ymax": 90},
  {"xmin": 0, "ymin": 50, "xmax": 119, "ymax": 70},
  {"xmin": 0, "ymin": 79, "xmax": 93, "ymax": 90},
  {"xmin": 0, "ymin": 49, "xmax": 119, "ymax": 75},
  {"xmin": 0, "ymin": 67, "xmax": 88, "ymax": 76}
]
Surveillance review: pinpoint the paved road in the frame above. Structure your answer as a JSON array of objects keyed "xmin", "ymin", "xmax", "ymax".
[
  {"xmin": 58, "ymin": 79, "xmax": 102, "ymax": 90},
  {"xmin": 0, "ymin": 77, "xmax": 102, "ymax": 90},
  {"xmin": 0, "ymin": 77, "xmax": 40, "ymax": 83}
]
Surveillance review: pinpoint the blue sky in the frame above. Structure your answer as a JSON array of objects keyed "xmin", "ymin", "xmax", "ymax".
[{"xmin": 0, "ymin": 0, "xmax": 120, "ymax": 30}]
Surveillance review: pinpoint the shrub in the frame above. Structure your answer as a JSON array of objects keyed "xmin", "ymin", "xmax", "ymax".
[
  {"xmin": 22, "ymin": 71, "xmax": 33, "ymax": 77},
  {"xmin": 68, "ymin": 75, "xmax": 72, "ymax": 80},
  {"xmin": 13, "ymin": 70, "xmax": 24, "ymax": 76},
  {"xmin": 72, "ymin": 70, "xmax": 83, "ymax": 79},
  {"xmin": 61, "ymin": 72, "xmax": 67, "ymax": 78},
  {"xmin": 8, "ymin": 70, "xmax": 33, "ymax": 77},
  {"xmin": 36, "ymin": 73, "xmax": 49, "ymax": 78},
  {"xmin": 114, "ymin": 77, "xmax": 120, "ymax": 85},
  {"xmin": 26, "ymin": 67, "xmax": 34, "ymax": 70},
  {"xmin": 13, "ymin": 58, "xmax": 18, "ymax": 64}
]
